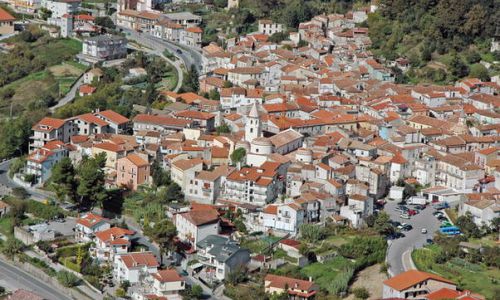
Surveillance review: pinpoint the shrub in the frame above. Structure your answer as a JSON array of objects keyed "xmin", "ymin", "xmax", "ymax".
[
  {"xmin": 329, "ymin": 267, "xmax": 354, "ymax": 295},
  {"xmin": 353, "ymin": 287, "xmax": 370, "ymax": 299},
  {"xmin": 25, "ymin": 200, "xmax": 63, "ymax": 220},
  {"xmin": 57, "ymin": 270, "xmax": 80, "ymax": 287},
  {"xmin": 27, "ymin": 256, "xmax": 57, "ymax": 276},
  {"xmin": 115, "ymin": 288, "xmax": 127, "ymax": 297}
]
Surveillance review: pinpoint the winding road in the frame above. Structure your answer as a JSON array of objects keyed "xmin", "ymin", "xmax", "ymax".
[
  {"xmin": 385, "ymin": 199, "xmax": 440, "ymax": 276},
  {"xmin": 119, "ymin": 26, "xmax": 204, "ymax": 73},
  {"xmin": 0, "ymin": 259, "xmax": 72, "ymax": 300},
  {"xmin": 49, "ymin": 75, "xmax": 85, "ymax": 113}
]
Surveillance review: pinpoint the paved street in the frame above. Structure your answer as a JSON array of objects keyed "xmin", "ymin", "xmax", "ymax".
[
  {"xmin": 49, "ymin": 75, "xmax": 85, "ymax": 112},
  {"xmin": 120, "ymin": 26, "xmax": 204, "ymax": 73},
  {"xmin": 0, "ymin": 160, "xmax": 51, "ymax": 201},
  {"xmin": 384, "ymin": 199, "xmax": 440, "ymax": 276},
  {"xmin": 0, "ymin": 258, "xmax": 72, "ymax": 300}
]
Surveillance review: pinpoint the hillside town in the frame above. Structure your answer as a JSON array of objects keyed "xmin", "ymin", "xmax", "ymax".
[{"xmin": 0, "ymin": 0, "xmax": 498, "ymax": 299}]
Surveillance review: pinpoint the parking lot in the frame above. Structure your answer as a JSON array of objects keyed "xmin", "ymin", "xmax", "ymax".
[
  {"xmin": 384, "ymin": 199, "xmax": 441, "ymax": 276},
  {"xmin": 44, "ymin": 217, "xmax": 77, "ymax": 237}
]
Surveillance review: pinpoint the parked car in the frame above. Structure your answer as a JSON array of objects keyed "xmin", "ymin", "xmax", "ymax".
[
  {"xmin": 421, "ymin": 228, "xmax": 428, "ymax": 234},
  {"xmin": 408, "ymin": 209, "xmax": 418, "ymax": 216},
  {"xmin": 176, "ymin": 49, "xmax": 183, "ymax": 54},
  {"xmin": 403, "ymin": 224, "xmax": 413, "ymax": 231},
  {"xmin": 426, "ymin": 238, "xmax": 434, "ymax": 244},
  {"xmin": 400, "ymin": 213, "xmax": 410, "ymax": 219},
  {"xmin": 433, "ymin": 211, "xmax": 444, "ymax": 216}
]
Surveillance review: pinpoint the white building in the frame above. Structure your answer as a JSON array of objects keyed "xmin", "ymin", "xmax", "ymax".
[
  {"xmin": 174, "ymin": 209, "xmax": 219, "ymax": 249},
  {"xmin": 260, "ymin": 203, "xmax": 304, "ymax": 233},
  {"xmin": 74, "ymin": 213, "xmax": 110, "ymax": 242},
  {"xmin": 195, "ymin": 235, "xmax": 251, "ymax": 281},
  {"xmin": 383, "ymin": 270, "xmax": 456, "ymax": 299},
  {"xmin": 42, "ymin": 0, "xmax": 80, "ymax": 18},
  {"xmin": 148, "ymin": 269, "xmax": 185, "ymax": 297},
  {"xmin": 91, "ymin": 227, "xmax": 135, "ymax": 262},
  {"xmin": 460, "ymin": 199, "xmax": 499, "ymax": 227},
  {"xmin": 258, "ymin": 19, "xmax": 284, "ymax": 35},
  {"xmin": 114, "ymin": 252, "xmax": 159, "ymax": 284},
  {"xmin": 80, "ymin": 35, "xmax": 127, "ymax": 63}
]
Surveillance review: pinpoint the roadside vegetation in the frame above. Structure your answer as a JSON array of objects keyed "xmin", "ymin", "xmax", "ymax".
[{"xmin": 412, "ymin": 214, "xmax": 499, "ymax": 298}]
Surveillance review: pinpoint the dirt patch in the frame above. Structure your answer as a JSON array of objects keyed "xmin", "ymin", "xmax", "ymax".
[
  {"xmin": 49, "ymin": 63, "xmax": 83, "ymax": 77},
  {"xmin": 344, "ymin": 264, "xmax": 388, "ymax": 300}
]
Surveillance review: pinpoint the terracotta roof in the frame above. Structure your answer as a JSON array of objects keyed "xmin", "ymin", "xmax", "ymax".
[
  {"xmin": 32, "ymin": 117, "xmax": 66, "ymax": 131},
  {"xmin": 279, "ymin": 239, "xmax": 301, "ymax": 249},
  {"xmin": 97, "ymin": 110, "xmax": 129, "ymax": 125},
  {"xmin": 179, "ymin": 209, "xmax": 219, "ymax": 226},
  {"xmin": 76, "ymin": 113, "xmax": 108, "ymax": 127},
  {"xmin": 152, "ymin": 269, "xmax": 184, "ymax": 283},
  {"xmin": 0, "ymin": 7, "xmax": 15, "ymax": 22},
  {"xmin": 94, "ymin": 142, "xmax": 123, "ymax": 153},
  {"xmin": 383, "ymin": 270, "xmax": 454, "ymax": 291},
  {"xmin": 133, "ymin": 114, "xmax": 192, "ymax": 127},
  {"xmin": 186, "ymin": 26, "xmax": 202, "ymax": 33},
  {"xmin": 263, "ymin": 205, "xmax": 278, "ymax": 215},
  {"xmin": 175, "ymin": 110, "xmax": 214, "ymax": 120},
  {"xmin": 76, "ymin": 213, "xmax": 107, "ymax": 228},
  {"xmin": 172, "ymin": 158, "xmax": 203, "ymax": 171},
  {"xmin": 79, "ymin": 84, "xmax": 96, "ymax": 95},
  {"xmin": 125, "ymin": 153, "xmax": 149, "ymax": 167},
  {"xmin": 94, "ymin": 227, "xmax": 135, "ymax": 243},
  {"xmin": 265, "ymin": 274, "xmax": 316, "ymax": 291},
  {"xmin": 119, "ymin": 252, "xmax": 158, "ymax": 269}
]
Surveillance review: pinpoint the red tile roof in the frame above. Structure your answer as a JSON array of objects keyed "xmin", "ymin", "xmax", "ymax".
[
  {"xmin": 133, "ymin": 114, "xmax": 192, "ymax": 127},
  {"xmin": 0, "ymin": 7, "xmax": 15, "ymax": 22},
  {"xmin": 76, "ymin": 213, "xmax": 108, "ymax": 228},
  {"xmin": 76, "ymin": 113, "xmax": 108, "ymax": 127},
  {"xmin": 383, "ymin": 270, "xmax": 454, "ymax": 291},
  {"xmin": 97, "ymin": 110, "xmax": 129, "ymax": 125},
  {"xmin": 32, "ymin": 117, "xmax": 66, "ymax": 131},
  {"xmin": 265, "ymin": 274, "xmax": 316, "ymax": 292},
  {"xmin": 125, "ymin": 153, "xmax": 149, "ymax": 167},
  {"xmin": 152, "ymin": 269, "xmax": 184, "ymax": 283},
  {"xmin": 94, "ymin": 227, "xmax": 135, "ymax": 243},
  {"xmin": 119, "ymin": 252, "xmax": 159, "ymax": 269},
  {"xmin": 179, "ymin": 209, "xmax": 219, "ymax": 226}
]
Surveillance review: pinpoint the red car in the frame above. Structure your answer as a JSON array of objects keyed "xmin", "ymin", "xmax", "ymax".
[{"xmin": 408, "ymin": 209, "xmax": 418, "ymax": 216}]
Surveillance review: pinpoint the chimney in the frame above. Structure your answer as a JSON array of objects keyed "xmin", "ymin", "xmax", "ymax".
[{"xmin": 309, "ymin": 276, "xmax": 312, "ymax": 282}]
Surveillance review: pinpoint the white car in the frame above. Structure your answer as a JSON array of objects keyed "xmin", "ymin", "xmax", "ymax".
[
  {"xmin": 421, "ymin": 228, "xmax": 428, "ymax": 234},
  {"xmin": 400, "ymin": 213, "xmax": 410, "ymax": 219}
]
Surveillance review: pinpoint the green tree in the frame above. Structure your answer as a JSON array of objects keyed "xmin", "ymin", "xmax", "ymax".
[
  {"xmin": 268, "ymin": 32, "xmax": 289, "ymax": 44},
  {"xmin": 8, "ymin": 157, "xmax": 25, "ymax": 177},
  {"xmin": 216, "ymin": 123, "xmax": 231, "ymax": 134},
  {"xmin": 373, "ymin": 212, "xmax": 395, "ymax": 236},
  {"xmin": 209, "ymin": 89, "xmax": 220, "ymax": 100},
  {"xmin": 94, "ymin": 16, "xmax": 116, "ymax": 29},
  {"xmin": 56, "ymin": 270, "xmax": 80, "ymax": 287},
  {"xmin": 165, "ymin": 182, "xmax": 183, "ymax": 202},
  {"xmin": 76, "ymin": 154, "xmax": 108, "ymax": 207},
  {"xmin": 50, "ymin": 157, "xmax": 77, "ymax": 201},
  {"xmin": 469, "ymin": 64, "xmax": 490, "ymax": 81},
  {"xmin": 299, "ymin": 224, "xmax": 325, "ymax": 243},
  {"xmin": 190, "ymin": 285, "xmax": 203, "ymax": 299},
  {"xmin": 448, "ymin": 53, "xmax": 469, "ymax": 79},
  {"xmin": 456, "ymin": 213, "xmax": 481, "ymax": 238},
  {"xmin": 2, "ymin": 238, "xmax": 24, "ymax": 258},
  {"xmin": 181, "ymin": 65, "xmax": 200, "ymax": 93},
  {"xmin": 150, "ymin": 219, "xmax": 177, "ymax": 259},
  {"xmin": 151, "ymin": 160, "xmax": 171, "ymax": 187},
  {"xmin": 12, "ymin": 187, "xmax": 29, "ymax": 200},
  {"xmin": 230, "ymin": 147, "xmax": 246, "ymax": 164}
]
